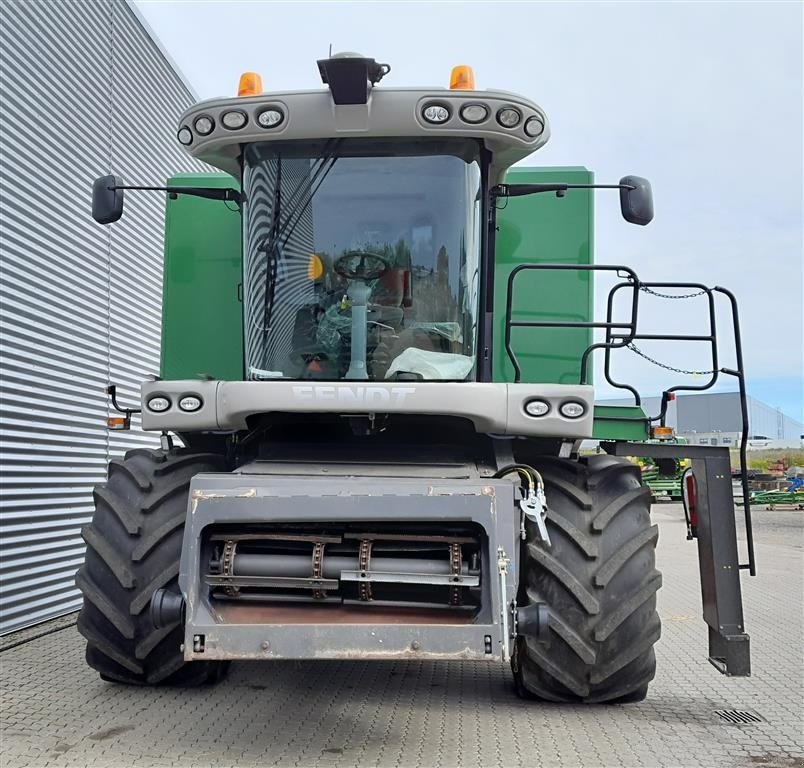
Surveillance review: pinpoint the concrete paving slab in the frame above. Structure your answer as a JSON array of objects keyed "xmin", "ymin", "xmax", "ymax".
[{"xmin": 1, "ymin": 504, "xmax": 802, "ymax": 767}]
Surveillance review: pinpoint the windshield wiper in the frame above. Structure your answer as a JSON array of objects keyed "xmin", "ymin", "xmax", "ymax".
[
  {"xmin": 259, "ymin": 140, "xmax": 344, "ymax": 341},
  {"xmin": 261, "ymin": 155, "xmax": 283, "ymax": 340},
  {"xmin": 281, "ymin": 142, "xmax": 343, "ymax": 248}
]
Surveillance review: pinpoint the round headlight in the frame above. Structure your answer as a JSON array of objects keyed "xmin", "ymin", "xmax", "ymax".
[
  {"xmin": 177, "ymin": 127, "xmax": 193, "ymax": 146},
  {"xmin": 256, "ymin": 108, "xmax": 284, "ymax": 128},
  {"xmin": 179, "ymin": 395, "xmax": 202, "ymax": 412},
  {"xmin": 193, "ymin": 115, "xmax": 214, "ymax": 136},
  {"xmin": 422, "ymin": 103, "xmax": 450, "ymax": 124},
  {"xmin": 524, "ymin": 116, "xmax": 545, "ymax": 138},
  {"xmin": 559, "ymin": 401, "xmax": 586, "ymax": 419},
  {"xmin": 524, "ymin": 399, "xmax": 550, "ymax": 417},
  {"xmin": 496, "ymin": 107, "xmax": 522, "ymax": 128},
  {"xmin": 460, "ymin": 104, "xmax": 489, "ymax": 124},
  {"xmin": 148, "ymin": 396, "xmax": 171, "ymax": 412},
  {"xmin": 221, "ymin": 110, "xmax": 248, "ymax": 130}
]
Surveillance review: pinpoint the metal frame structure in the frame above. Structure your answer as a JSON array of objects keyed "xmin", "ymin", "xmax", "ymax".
[
  {"xmin": 504, "ymin": 264, "xmax": 755, "ymax": 676},
  {"xmin": 603, "ymin": 441, "xmax": 750, "ymax": 676},
  {"xmin": 505, "ymin": 264, "xmax": 754, "ymax": 570},
  {"xmin": 179, "ymin": 474, "xmax": 520, "ymax": 662}
]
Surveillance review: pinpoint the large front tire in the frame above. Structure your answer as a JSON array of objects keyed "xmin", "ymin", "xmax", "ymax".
[
  {"xmin": 76, "ymin": 448, "xmax": 227, "ymax": 685},
  {"xmin": 512, "ymin": 455, "xmax": 661, "ymax": 703}
]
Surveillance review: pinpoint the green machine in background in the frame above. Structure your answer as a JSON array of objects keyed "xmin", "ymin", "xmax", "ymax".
[{"xmin": 81, "ymin": 55, "xmax": 755, "ymax": 703}]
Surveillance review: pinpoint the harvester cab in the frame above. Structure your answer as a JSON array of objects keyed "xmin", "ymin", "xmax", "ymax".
[{"xmin": 81, "ymin": 54, "xmax": 754, "ymax": 703}]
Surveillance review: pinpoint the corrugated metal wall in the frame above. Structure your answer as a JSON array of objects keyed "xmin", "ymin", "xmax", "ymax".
[
  {"xmin": 675, "ymin": 393, "xmax": 803, "ymax": 440},
  {"xmin": 0, "ymin": 0, "xmax": 205, "ymax": 634},
  {"xmin": 676, "ymin": 393, "xmax": 743, "ymax": 434}
]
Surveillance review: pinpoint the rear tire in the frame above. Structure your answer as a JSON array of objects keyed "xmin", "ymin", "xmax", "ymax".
[
  {"xmin": 512, "ymin": 455, "xmax": 661, "ymax": 703},
  {"xmin": 76, "ymin": 448, "xmax": 228, "ymax": 685}
]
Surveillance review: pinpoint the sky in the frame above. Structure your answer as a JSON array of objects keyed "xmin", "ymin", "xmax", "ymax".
[{"xmin": 135, "ymin": 0, "xmax": 803, "ymax": 421}]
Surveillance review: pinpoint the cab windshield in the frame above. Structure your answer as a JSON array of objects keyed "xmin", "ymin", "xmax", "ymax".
[{"xmin": 242, "ymin": 138, "xmax": 483, "ymax": 381}]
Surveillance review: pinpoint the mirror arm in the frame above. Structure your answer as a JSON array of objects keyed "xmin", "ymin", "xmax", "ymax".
[
  {"xmin": 107, "ymin": 384, "xmax": 142, "ymax": 416},
  {"xmin": 491, "ymin": 182, "xmax": 635, "ymax": 199},
  {"xmin": 108, "ymin": 184, "xmax": 242, "ymax": 205}
]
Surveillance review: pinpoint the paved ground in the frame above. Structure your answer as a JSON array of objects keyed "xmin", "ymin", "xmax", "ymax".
[{"xmin": 1, "ymin": 503, "xmax": 802, "ymax": 768}]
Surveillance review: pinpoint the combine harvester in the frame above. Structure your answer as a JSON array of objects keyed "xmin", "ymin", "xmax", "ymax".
[{"xmin": 81, "ymin": 55, "xmax": 755, "ymax": 702}]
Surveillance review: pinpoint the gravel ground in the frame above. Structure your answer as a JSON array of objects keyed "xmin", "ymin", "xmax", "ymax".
[{"xmin": 1, "ymin": 503, "xmax": 802, "ymax": 768}]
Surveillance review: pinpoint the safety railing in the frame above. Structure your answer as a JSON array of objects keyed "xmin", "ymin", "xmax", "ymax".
[{"xmin": 504, "ymin": 263, "xmax": 755, "ymax": 575}]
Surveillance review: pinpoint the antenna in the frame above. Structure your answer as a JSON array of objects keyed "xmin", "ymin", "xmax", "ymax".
[{"xmin": 328, "ymin": 43, "xmax": 332, "ymax": 57}]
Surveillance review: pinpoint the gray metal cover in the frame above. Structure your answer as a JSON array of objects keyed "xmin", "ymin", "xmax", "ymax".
[
  {"xmin": 180, "ymin": 475, "xmax": 519, "ymax": 661},
  {"xmin": 0, "ymin": 0, "xmax": 205, "ymax": 634}
]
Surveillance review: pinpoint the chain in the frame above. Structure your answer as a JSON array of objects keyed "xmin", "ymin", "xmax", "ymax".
[
  {"xmin": 358, "ymin": 539, "xmax": 373, "ymax": 602},
  {"xmin": 312, "ymin": 541, "xmax": 326, "ymax": 600},
  {"xmin": 627, "ymin": 343, "xmax": 717, "ymax": 376},
  {"xmin": 222, "ymin": 540, "xmax": 239, "ymax": 597},
  {"xmin": 449, "ymin": 543, "xmax": 463, "ymax": 606},
  {"xmin": 639, "ymin": 285, "xmax": 707, "ymax": 300}
]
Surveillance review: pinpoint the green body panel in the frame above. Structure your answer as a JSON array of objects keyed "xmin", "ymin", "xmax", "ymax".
[
  {"xmin": 592, "ymin": 405, "xmax": 650, "ymax": 441},
  {"xmin": 161, "ymin": 173, "xmax": 243, "ymax": 380},
  {"xmin": 494, "ymin": 167, "xmax": 594, "ymax": 385}
]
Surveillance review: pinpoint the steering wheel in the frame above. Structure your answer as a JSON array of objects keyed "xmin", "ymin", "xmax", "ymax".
[{"xmin": 334, "ymin": 250, "xmax": 389, "ymax": 282}]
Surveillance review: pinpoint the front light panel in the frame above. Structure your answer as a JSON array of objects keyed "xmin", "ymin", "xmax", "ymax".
[
  {"xmin": 496, "ymin": 106, "xmax": 522, "ymax": 128},
  {"xmin": 147, "ymin": 396, "xmax": 171, "ymax": 412},
  {"xmin": 524, "ymin": 399, "xmax": 550, "ymax": 417},
  {"xmin": 559, "ymin": 401, "xmax": 586, "ymax": 419},
  {"xmin": 178, "ymin": 395, "xmax": 203, "ymax": 412},
  {"xmin": 524, "ymin": 116, "xmax": 545, "ymax": 137},
  {"xmin": 422, "ymin": 103, "xmax": 450, "ymax": 124},
  {"xmin": 459, "ymin": 103, "xmax": 489, "ymax": 124},
  {"xmin": 177, "ymin": 127, "xmax": 193, "ymax": 145},
  {"xmin": 256, "ymin": 108, "xmax": 284, "ymax": 128},
  {"xmin": 193, "ymin": 115, "xmax": 214, "ymax": 136},
  {"xmin": 221, "ymin": 110, "xmax": 248, "ymax": 130}
]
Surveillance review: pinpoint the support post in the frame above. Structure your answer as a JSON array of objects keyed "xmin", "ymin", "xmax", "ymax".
[
  {"xmin": 692, "ymin": 453, "xmax": 750, "ymax": 675},
  {"xmin": 602, "ymin": 441, "xmax": 751, "ymax": 676}
]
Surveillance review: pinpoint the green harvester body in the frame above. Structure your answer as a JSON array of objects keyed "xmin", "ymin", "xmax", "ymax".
[{"xmin": 76, "ymin": 57, "xmax": 752, "ymax": 699}]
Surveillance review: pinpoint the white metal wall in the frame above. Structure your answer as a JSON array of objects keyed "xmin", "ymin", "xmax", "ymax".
[{"xmin": 0, "ymin": 0, "xmax": 205, "ymax": 633}]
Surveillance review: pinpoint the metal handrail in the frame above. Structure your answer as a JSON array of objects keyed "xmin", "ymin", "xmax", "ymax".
[
  {"xmin": 504, "ymin": 263, "xmax": 639, "ymax": 385},
  {"xmin": 504, "ymin": 263, "xmax": 755, "ymax": 575}
]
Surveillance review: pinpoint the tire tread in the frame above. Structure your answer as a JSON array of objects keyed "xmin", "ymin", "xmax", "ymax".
[
  {"xmin": 513, "ymin": 455, "xmax": 661, "ymax": 704},
  {"xmin": 76, "ymin": 448, "xmax": 226, "ymax": 686}
]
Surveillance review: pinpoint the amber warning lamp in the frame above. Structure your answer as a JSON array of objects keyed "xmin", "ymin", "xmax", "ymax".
[
  {"xmin": 105, "ymin": 384, "xmax": 138, "ymax": 431},
  {"xmin": 238, "ymin": 71, "xmax": 263, "ymax": 97},
  {"xmin": 449, "ymin": 65, "xmax": 476, "ymax": 90}
]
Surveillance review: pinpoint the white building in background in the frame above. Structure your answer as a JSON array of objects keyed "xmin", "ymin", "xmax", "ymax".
[
  {"xmin": 601, "ymin": 392, "xmax": 803, "ymax": 449},
  {"xmin": 675, "ymin": 392, "xmax": 803, "ymax": 449},
  {"xmin": 0, "ymin": 0, "xmax": 203, "ymax": 633}
]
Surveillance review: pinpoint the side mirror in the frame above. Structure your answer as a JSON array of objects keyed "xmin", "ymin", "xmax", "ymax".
[
  {"xmin": 619, "ymin": 175, "xmax": 653, "ymax": 226},
  {"xmin": 92, "ymin": 175, "xmax": 124, "ymax": 224}
]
